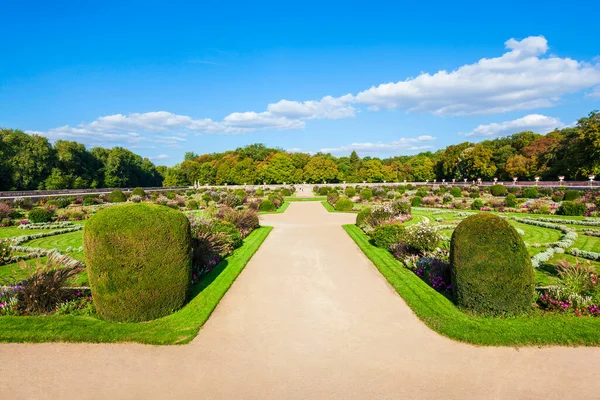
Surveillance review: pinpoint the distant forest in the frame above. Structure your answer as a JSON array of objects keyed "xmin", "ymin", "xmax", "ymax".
[{"xmin": 1, "ymin": 111, "xmax": 598, "ymax": 190}]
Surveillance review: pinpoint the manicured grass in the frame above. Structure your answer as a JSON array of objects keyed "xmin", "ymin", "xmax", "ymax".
[
  {"xmin": 258, "ymin": 201, "xmax": 291, "ymax": 214},
  {"xmin": 344, "ymin": 224, "xmax": 600, "ymax": 346},
  {"xmin": 0, "ymin": 226, "xmax": 60, "ymax": 239},
  {"xmin": 573, "ymin": 234, "xmax": 600, "ymax": 252},
  {"xmin": 0, "ymin": 226, "xmax": 272, "ymax": 345},
  {"xmin": 24, "ymin": 230, "xmax": 83, "ymax": 252}
]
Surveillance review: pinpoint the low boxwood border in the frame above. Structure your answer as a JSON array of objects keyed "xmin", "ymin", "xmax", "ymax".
[
  {"xmin": 0, "ymin": 226, "xmax": 272, "ymax": 345},
  {"xmin": 344, "ymin": 224, "xmax": 600, "ymax": 347}
]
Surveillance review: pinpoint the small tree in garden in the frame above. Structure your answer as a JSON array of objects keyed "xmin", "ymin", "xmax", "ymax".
[
  {"xmin": 132, "ymin": 187, "xmax": 146, "ymax": 197},
  {"xmin": 450, "ymin": 213, "xmax": 534, "ymax": 315},
  {"xmin": 335, "ymin": 197, "xmax": 354, "ymax": 211},
  {"xmin": 84, "ymin": 203, "xmax": 192, "ymax": 322},
  {"xmin": 108, "ymin": 190, "xmax": 127, "ymax": 203},
  {"xmin": 360, "ymin": 188, "xmax": 373, "ymax": 201},
  {"xmin": 490, "ymin": 184, "xmax": 507, "ymax": 196},
  {"xmin": 450, "ymin": 187, "xmax": 462, "ymax": 198}
]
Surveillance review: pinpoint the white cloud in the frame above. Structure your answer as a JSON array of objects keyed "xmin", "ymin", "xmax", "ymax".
[
  {"xmin": 30, "ymin": 36, "xmax": 600, "ymax": 148},
  {"xmin": 354, "ymin": 36, "xmax": 600, "ymax": 115},
  {"xmin": 320, "ymin": 135, "xmax": 436, "ymax": 155},
  {"xmin": 463, "ymin": 114, "xmax": 565, "ymax": 137},
  {"xmin": 267, "ymin": 95, "xmax": 356, "ymax": 120},
  {"xmin": 149, "ymin": 154, "xmax": 170, "ymax": 160}
]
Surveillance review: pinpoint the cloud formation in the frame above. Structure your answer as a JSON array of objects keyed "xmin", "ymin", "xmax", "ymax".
[
  {"xmin": 354, "ymin": 36, "xmax": 600, "ymax": 115},
  {"xmin": 30, "ymin": 36, "xmax": 600, "ymax": 149},
  {"xmin": 320, "ymin": 135, "xmax": 436, "ymax": 154},
  {"xmin": 463, "ymin": 114, "xmax": 565, "ymax": 137}
]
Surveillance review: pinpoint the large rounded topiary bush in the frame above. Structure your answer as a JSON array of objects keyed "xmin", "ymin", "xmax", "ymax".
[
  {"xmin": 84, "ymin": 203, "xmax": 192, "ymax": 322},
  {"xmin": 490, "ymin": 184, "xmax": 507, "ymax": 196},
  {"xmin": 450, "ymin": 213, "xmax": 534, "ymax": 315}
]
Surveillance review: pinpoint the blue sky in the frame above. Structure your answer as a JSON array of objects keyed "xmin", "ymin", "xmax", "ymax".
[{"xmin": 1, "ymin": 0, "xmax": 599, "ymax": 165}]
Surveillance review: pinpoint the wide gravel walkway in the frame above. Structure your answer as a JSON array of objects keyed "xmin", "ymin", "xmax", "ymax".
[{"xmin": 1, "ymin": 190, "xmax": 599, "ymax": 399}]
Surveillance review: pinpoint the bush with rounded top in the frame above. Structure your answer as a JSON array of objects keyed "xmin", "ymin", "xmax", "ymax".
[
  {"xmin": 360, "ymin": 188, "xmax": 373, "ymax": 201},
  {"xmin": 522, "ymin": 187, "xmax": 538, "ymax": 198},
  {"xmin": 564, "ymin": 190, "xmax": 580, "ymax": 201},
  {"xmin": 335, "ymin": 197, "xmax": 354, "ymax": 211},
  {"xmin": 345, "ymin": 187, "xmax": 356, "ymax": 197},
  {"xmin": 356, "ymin": 206, "xmax": 372, "ymax": 226},
  {"xmin": 450, "ymin": 187, "xmax": 462, "ymax": 198},
  {"xmin": 281, "ymin": 188, "xmax": 291, "ymax": 196},
  {"xmin": 411, "ymin": 196, "xmax": 422, "ymax": 206},
  {"xmin": 490, "ymin": 184, "xmax": 507, "ymax": 196},
  {"xmin": 318, "ymin": 187, "xmax": 329, "ymax": 196},
  {"xmin": 132, "ymin": 187, "xmax": 146, "ymax": 197},
  {"xmin": 28, "ymin": 208, "xmax": 54, "ymax": 223},
  {"xmin": 450, "ymin": 213, "xmax": 534, "ymax": 315},
  {"xmin": 83, "ymin": 203, "xmax": 192, "ymax": 322},
  {"xmin": 108, "ymin": 190, "xmax": 127, "ymax": 203},
  {"xmin": 504, "ymin": 193, "xmax": 517, "ymax": 207},
  {"xmin": 557, "ymin": 201, "xmax": 586, "ymax": 216},
  {"xmin": 371, "ymin": 223, "xmax": 406, "ymax": 249},
  {"xmin": 187, "ymin": 200, "xmax": 199, "ymax": 210},
  {"xmin": 327, "ymin": 191, "xmax": 339, "ymax": 206},
  {"xmin": 415, "ymin": 188, "xmax": 428, "ymax": 198},
  {"xmin": 259, "ymin": 199, "xmax": 276, "ymax": 212}
]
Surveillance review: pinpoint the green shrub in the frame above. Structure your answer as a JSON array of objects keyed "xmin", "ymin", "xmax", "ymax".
[
  {"xmin": 470, "ymin": 199, "xmax": 484, "ymax": 210},
  {"xmin": 411, "ymin": 196, "xmax": 422, "ymax": 206},
  {"xmin": 557, "ymin": 201, "xmax": 586, "ymax": 216},
  {"xmin": 83, "ymin": 195, "xmax": 96, "ymax": 206},
  {"xmin": 522, "ymin": 187, "xmax": 538, "ymax": 198},
  {"xmin": 334, "ymin": 197, "xmax": 354, "ymax": 211},
  {"xmin": 391, "ymin": 199, "xmax": 411, "ymax": 215},
  {"xmin": 255, "ymin": 188, "xmax": 264, "ymax": 197},
  {"xmin": 166, "ymin": 191, "xmax": 176, "ymax": 200},
  {"xmin": 132, "ymin": 187, "xmax": 146, "ymax": 197},
  {"xmin": 318, "ymin": 187, "xmax": 329, "ymax": 196},
  {"xmin": 469, "ymin": 190, "xmax": 480, "ymax": 199},
  {"xmin": 345, "ymin": 187, "xmax": 356, "ymax": 197},
  {"xmin": 28, "ymin": 208, "xmax": 54, "ymax": 223},
  {"xmin": 108, "ymin": 190, "xmax": 127, "ymax": 203},
  {"xmin": 416, "ymin": 188, "xmax": 428, "ymax": 197},
  {"xmin": 450, "ymin": 187, "xmax": 462, "ymax": 198},
  {"xmin": 259, "ymin": 199, "xmax": 276, "ymax": 212},
  {"xmin": 371, "ymin": 223, "xmax": 406, "ymax": 249},
  {"xmin": 450, "ymin": 213, "xmax": 534, "ymax": 315},
  {"xmin": 564, "ymin": 190, "xmax": 580, "ymax": 201},
  {"xmin": 268, "ymin": 194, "xmax": 284, "ymax": 208},
  {"xmin": 54, "ymin": 197, "xmax": 72, "ymax": 208},
  {"xmin": 83, "ymin": 203, "xmax": 192, "ymax": 322},
  {"xmin": 281, "ymin": 188, "xmax": 291, "ymax": 196},
  {"xmin": 187, "ymin": 200, "xmax": 199, "ymax": 210},
  {"xmin": 504, "ymin": 194, "xmax": 517, "ymax": 208},
  {"xmin": 327, "ymin": 191, "xmax": 340, "ymax": 206},
  {"xmin": 212, "ymin": 220, "xmax": 243, "ymax": 248},
  {"xmin": 356, "ymin": 207, "xmax": 372, "ymax": 226},
  {"xmin": 360, "ymin": 188, "xmax": 373, "ymax": 201},
  {"xmin": 490, "ymin": 184, "xmax": 507, "ymax": 196},
  {"xmin": 552, "ymin": 193, "xmax": 564, "ymax": 202}
]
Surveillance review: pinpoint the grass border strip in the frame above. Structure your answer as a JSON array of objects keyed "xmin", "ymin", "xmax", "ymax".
[
  {"xmin": 0, "ymin": 226, "xmax": 273, "ymax": 345},
  {"xmin": 343, "ymin": 224, "xmax": 600, "ymax": 347}
]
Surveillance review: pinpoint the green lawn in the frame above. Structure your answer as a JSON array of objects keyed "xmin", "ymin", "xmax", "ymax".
[
  {"xmin": 24, "ymin": 230, "xmax": 84, "ymax": 252},
  {"xmin": 0, "ymin": 226, "xmax": 59, "ymax": 239},
  {"xmin": 344, "ymin": 224, "xmax": 600, "ymax": 346},
  {"xmin": 258, "ymin": 201, "xmax": 291, "ymax": 214},
  {"xmin": 0, "ymin": 226, "xmax": 272, "ymax": 344}
]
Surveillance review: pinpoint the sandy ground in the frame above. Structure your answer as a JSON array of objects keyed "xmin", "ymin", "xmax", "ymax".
[{"xmin": 1, "ymin": 190, "xmax": 600, "ymax": 399}]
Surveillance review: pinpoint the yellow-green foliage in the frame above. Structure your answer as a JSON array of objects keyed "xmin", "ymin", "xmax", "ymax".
[
  {"xmin": 450, "ymin": 213, "xmax": 534, "ymax": 315},
  {"xmin": 84, "ymin": 203, "xmax": 192, "ymax": 322}
]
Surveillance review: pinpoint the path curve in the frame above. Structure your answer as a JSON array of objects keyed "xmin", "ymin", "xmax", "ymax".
[{"xmin": 1, "ymin": 201, "xmax": 599, "ymax": 399}]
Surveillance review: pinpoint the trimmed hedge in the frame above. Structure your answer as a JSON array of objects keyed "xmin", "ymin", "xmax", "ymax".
[
  {"xmin": 490, "ymin": 184, "xmax": 507, "ymax": 196},
  {"xmin": 360, "ymin": 188, "xmax": 373, "ymax": 201},
  {"xmin": 28, "ymin": 208, "xmax": 54, "ymax": 223},
  {"xmin": 259, "ymin": 199, "xmax": 276, "ymax": 212},
  {"xmin": 557, "ymin": 201, "xmax": 586, "ymax": 216},
  {"xmin": 345, "ymin": 187, "xmax": 356, "ymax": 197},
  {"xmin": 84, "ymin": 203, "xmax": 192, "ymax": 322},
  {"xmin": 504, "ymin": 193, "xmax": 517, "ymax": 207},
  {"xmin": 132, "ymin": 187, "xmax": 146, "ymax": 197},
  {"xmin": 450, "ymin": 213, "xmax": 534, "ymax": 315},
  {"xmin": 564, "ymin": 190, "xmax": 580, "ymax": 201},
  {"xmin": 371, "ymin": 223, "xmax": 406, "ymax": 250},
  {"xmin": 411, "ymin": 196, "xmax": 422, "ymax": 206},
  {"xmin": 335, "ymin": 197, "xmax": 354, "ymax": 211},
  {"xmin": 108, "ymin": 190, "xmax": 127, "ymax": 203},
  {"xmin": 450, "ymin": 187, "xmax": 462, "ymax": 198},
  {"xmin": 522, "ymin": 187, "xmax": 538, "ymax": 198}
]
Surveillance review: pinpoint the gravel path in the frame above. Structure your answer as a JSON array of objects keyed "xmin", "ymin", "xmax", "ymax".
[{"xmin": 1, "ymin": 198, "xmax": 599, "ymax": 399}]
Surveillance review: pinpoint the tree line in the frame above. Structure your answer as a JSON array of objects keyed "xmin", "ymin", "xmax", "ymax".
[{"xmin": 1, "ymin": 111, "xmax": 598, "ymax": 190}]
